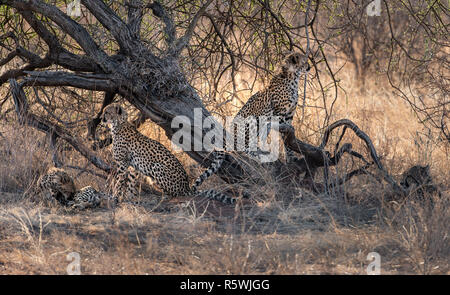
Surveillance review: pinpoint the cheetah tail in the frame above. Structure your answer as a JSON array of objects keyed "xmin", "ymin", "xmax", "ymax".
[
  {"xmin": 192, "ymin": 151, "xmax": 225, "ymax": 189},
  {"xmin": 198, "ymin": 189, "xmax": 236, "ymax": 205}
]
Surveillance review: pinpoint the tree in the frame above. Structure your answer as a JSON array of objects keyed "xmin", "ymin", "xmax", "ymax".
[
  {"xmin": 1, "ymin": 0, "xmax": 322, "ymax": 185},
  {"xmin": 2, "ymin": 0, "xmax": 444, "ymax": 196}
]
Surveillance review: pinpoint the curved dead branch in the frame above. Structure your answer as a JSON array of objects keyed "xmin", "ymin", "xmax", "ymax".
[
  {"xmin": 277, "ymin": 120, "xmax": 406, "ymax": 195},
  {"xmin": 21, "ymin": 71, "xmax": 116, "ymax": 92},
  {"xmin": 147, "ymin": 1, "xmax": 176, "ymax": 46}
]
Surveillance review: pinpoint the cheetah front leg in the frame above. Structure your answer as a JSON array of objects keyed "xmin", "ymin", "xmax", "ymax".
[
  {"xmin": 113, "ymin": 162, "xmax": 129, "ymax": 203},
  {"xmin": 125, "ymin": 169, "xmax": 139, "ymax": 201},
  {"xmin": 113, "ymin": 170, "xmax": 139, "ymax": 203},
  {"xmin": 237, "ymin": 117, "xmax": 259, "ymax": 159}
]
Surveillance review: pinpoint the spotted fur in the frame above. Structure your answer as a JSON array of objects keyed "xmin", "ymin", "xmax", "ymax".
[
  {"xmin": 400, "ymin": 165, "xmax": 438, "ymax": 198},
  {"xmin": 68, "ymin": 186, "xmax": 113, "ymax": 210},
  {"xmin": 38, "ymin": 167, "xmax": 76, "ymax": 206},
  {"xmin": 38, "ymin": 167, "xmax": 113, "ymax": 209},
  {"xmin": 100, "ymin": 104, "xmax": 235, "ymax": 205}
]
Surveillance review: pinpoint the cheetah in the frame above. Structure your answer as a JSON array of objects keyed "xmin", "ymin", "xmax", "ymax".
[
  {"xmin": 68, "ymin": 186, "xmax": 112, "ymax": 210},
  {"xmin": 100, "ymin": 103, "xmax": 236, "ymax": 204},
  {"xmin": 38, "ymin": 167, "xmax": 113, "ymax": 210},
  {"xmin": 38, "ymin": 167, "xmax": 76, "ymax": 206},
  {"xmin": 194, "ymin": 52, "xmax": 310, "ymax": 188},
  {"xmin": 400, "ymin": 165, "xmax": 439, "ymax": 198}
]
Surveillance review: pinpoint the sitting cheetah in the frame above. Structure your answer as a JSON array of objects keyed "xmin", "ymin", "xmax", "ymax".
[
  {"xmin": 194, "ymin": 52, "xmax": 310, "ymax": 188},
  {"xmin": 38, "ymin": 167, "xmax": 113, "ymax": 209},
  {"xmin": 100, "ymin": 103, "xmax": 236, "ymax": 204}
]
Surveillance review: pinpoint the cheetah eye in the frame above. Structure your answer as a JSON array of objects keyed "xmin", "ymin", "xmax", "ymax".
[{"xmin": 289, "ymin": 55, "xmax": 297, "ymax": 64}]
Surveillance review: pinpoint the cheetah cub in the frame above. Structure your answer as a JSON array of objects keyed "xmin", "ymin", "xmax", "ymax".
[
  {"xmin": 38, "ymin": 167, "xmax": 112, "ymax": 209},
  {"xmin": 38, "ymin": 167, "xmax": 76, "ymax": 206}
]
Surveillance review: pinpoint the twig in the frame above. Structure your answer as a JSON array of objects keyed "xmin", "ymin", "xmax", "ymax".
[{"xmin": 302, "ymin": 0, "xmax": 312, "ymax": 121}]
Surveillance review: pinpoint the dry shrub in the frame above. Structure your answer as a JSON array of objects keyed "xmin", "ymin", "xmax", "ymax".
[
  {"xmin": 0, "ymin": 124, "xmax": 48, "ymax": 195},
  {"xmin": 385, "ymin": 192, "xmax": 449, "ymax": 274}
]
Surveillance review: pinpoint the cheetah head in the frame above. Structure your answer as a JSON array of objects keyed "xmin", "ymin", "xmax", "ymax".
[
  {"xmin": 39, "ymin": 167, "xmax": 77, "ymax": 204},
  {"xmin": 400, "ymin": 164, "xmax": 432, "ymax": 188},
  {"xmin": 101, "ymin": 103, "xmax": 128, "ymax": 127},
  {"xmin": 282, "ymin": 52, "xmax": 310, "ymax": 74}
]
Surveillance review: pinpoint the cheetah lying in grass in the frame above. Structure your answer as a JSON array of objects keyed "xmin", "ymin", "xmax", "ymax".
[{"xmin": 38, "ymin": 167, "xmax": 113, "ymax": 210}]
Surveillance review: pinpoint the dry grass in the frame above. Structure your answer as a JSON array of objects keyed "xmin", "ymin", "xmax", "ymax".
[
  {"xmin": 0, "ymin": 66, "xmax": 449, "ymax": 275},
  {"xmin": 0, "ymin": 188, "xmax": 447, "ymax": 274}
]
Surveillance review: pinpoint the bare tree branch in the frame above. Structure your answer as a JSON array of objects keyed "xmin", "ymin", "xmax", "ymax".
[
  {"xmin": 256, "ymin": 0, "xmax": 294, "ymax": 51},
  {"xmin": 169, "ymin": 0, "xmax": 214, "ymax": 56},
  {"xmin": 126, "ymin": 0, "xmax": 143, "ymax": 39},
  {"xmin": 19, "ymin": 10, "xmax": 101, "ymax": 72},
  {"xmin": 5, "ymin": 0, "xmax": 115, "ymax": 72},
  {"xmin": 81, "ymin": 0, "xmax": 141, "ymax": 56},
  {"xmin": 21, "ymin": 71, "xmax": 116, "ymax": 92},
  {"xmin": 277, "ymin": 120, "xmax": 406, "ymax": 195},
  {"xmin": 147, "ymin": 1, "xmax": 176, "ymax": 47}
]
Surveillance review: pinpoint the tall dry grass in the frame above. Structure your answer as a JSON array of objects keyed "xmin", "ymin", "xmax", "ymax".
[{"xmin": 0, "ymin": 62, "xmax": 448, "ymax": 274}]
